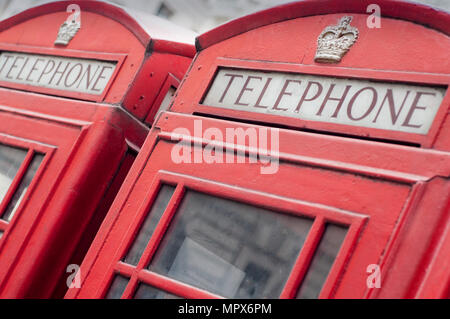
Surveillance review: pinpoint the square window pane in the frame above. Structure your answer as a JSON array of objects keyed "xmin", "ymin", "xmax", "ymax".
[
  {"xmin": 105, "ymin": 275, "xmax": 129, "ymax": 299},
  {"xmin": 2, "ymin": 153, "xmax": 44, "ymax": 222},
  {"xmin": 0, "ymin": 144, "xmax": 27, "ymax": 204},
  {"xmin": 296, "ymin": 223, "xmax": 348, "ymax": 299},
  {"xmin": 148, "ymin": 190, "xmax": 313, "ymax": 298},
  {"xmin": 134, "ymin": 283, "xmax": 181, "ymax": 299},
  {"xmin": 123, "ymin": 184, "xmax": 176, "ymax": 265}
]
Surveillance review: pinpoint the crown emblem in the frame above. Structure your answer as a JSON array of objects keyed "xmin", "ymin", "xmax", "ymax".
[
  {"xmin": 55, "ymin": 19, "xmax": 80, "ymax": 46},
  {"xmin": 315, "ymin": 16, "xmax": 359, "ymax": 63}
]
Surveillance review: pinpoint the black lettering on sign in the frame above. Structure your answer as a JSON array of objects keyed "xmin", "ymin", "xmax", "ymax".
[{"xmin": 203, "ymin": 68, "xmax": 446, "ymax": 134}]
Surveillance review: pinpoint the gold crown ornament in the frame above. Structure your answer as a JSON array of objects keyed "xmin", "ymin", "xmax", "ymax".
[{"xmin": 315, "ymin": 16, "xmax": 359, "ymax": 63}]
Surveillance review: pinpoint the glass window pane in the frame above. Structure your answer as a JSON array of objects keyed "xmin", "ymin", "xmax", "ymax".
[
  {"xmin": 123, "ymin": 184, "xmax": 176, "ymax": 265},
  {"xmin": 134, "ymin": 283, "xmax": 181, "ymax": 299},
  {"xmin": 148, "ymin": 190, "xmax": 313, "ymax": 299},
  {"xmin": 2, "ymin": 153, "xmax": 44, "ymax": 222},
  {"xmin": 296, "ymin": 223, "xmax": 348, "ymax": 299},
  {"xmin": 105, "ymin": 275, "xmax": 129, "ymax": 299},
  {"xmin": 0, "ymin": 144, "xmax": 27, "ymax": 204},
  {"xmin": 0, "ymin": 231, "xmax": 3, "ymax": 239}
]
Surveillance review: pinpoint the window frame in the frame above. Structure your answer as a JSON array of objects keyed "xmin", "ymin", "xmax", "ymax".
[
  {"xmin": 99, "ymin": 171, "xmax": 367, "ymax": 299},
  {"xmin": 0, "ymin": 133, "xmax": 54, "ymax": 240}
]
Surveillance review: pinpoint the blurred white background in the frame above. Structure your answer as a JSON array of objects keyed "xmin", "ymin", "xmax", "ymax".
[{"xmin": 0, "ymin": 0, "xmax": 449, "ymax": 33}]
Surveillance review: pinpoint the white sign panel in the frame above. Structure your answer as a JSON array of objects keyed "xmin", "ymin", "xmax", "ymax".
[
  {"xmin": 203, "ymin": 68, "xmax": 447, "ymax": 134},
  {"xmin": 0, "ymin": 51, "xmax": 117, "ymax": 95}
]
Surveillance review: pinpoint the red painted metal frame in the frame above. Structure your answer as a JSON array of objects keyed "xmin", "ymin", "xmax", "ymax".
[
  {"xmin": 156, "ymin": 113, "xmax": 450, "ymax": 181},
  {"xmin": 182, "ymin": 58, "xmax": 450, "ymax": 148},
  {"xmin": 0, "ymin": 88, "xmax": 149, "ymax": 298},
  {"xmin": 362, "ymin": 181, "xmax": 426, "ymax": 298},
  {"xmin": 414, "ymin": 201, "xmax": 450, "ymax": 299},
  {"xmin": 370, "ymin": 177, "xmax": 450, "ymax": 299},
  {"xmin": 153, "ymin": 115, "xmax": 441, "ymax": 299},
  {"xmin": 65, "ymin": 130, "xmax": 165, "ymax": 300},
  {"xmin": 164, "ymin": 114, "xmax": 448, "ymax": 299},
  {"xmin": 0, "ymin": 104, "xmax": 88, "ymax": 298},
  {"xmin": 0, "ymin": 133, "xmax": 55, "ymax": 236},
  {"xmin": 0, "ymin": 43, "xmax": 126, "ymax": 102},
  {"xmin": 0, "ymin": 149, "xmax": 33, "ymax": 221},
  {"xmin": 95, "ymin": 171, "xmax": 367, "ymax": 299}
]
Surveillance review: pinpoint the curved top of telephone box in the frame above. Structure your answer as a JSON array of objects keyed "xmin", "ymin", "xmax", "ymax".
[
  {"xmin": 174, "ymin": 0, "xmax": 450, "ymax": 150},
  {"xmin": 0, "ymin": 0, "xmax": 196, "ymax": 54},
  {"xmin": 0, "ymin": 1, "xmax": 196, "ymax": 118},
  {"xmin": 196, "ymin": 0, "xmax": 450, "ymax": 50}
]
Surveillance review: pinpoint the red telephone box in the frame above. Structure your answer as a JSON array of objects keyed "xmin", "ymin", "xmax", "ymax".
[
  {"xmin": 67, "ymin": 0, "xmax": 450, "ymax": 299},
  {"xmin": 0, "ymin": 1, "xmax": 195, "ymax": 298}
]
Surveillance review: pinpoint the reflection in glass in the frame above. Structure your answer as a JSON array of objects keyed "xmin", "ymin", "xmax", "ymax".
[
  {"xmin": 154, "ymin": 86, "xmax": 176, "ymax": 121},
  {"xmin": 0, "ymin": 144, "xmax": 27, "ymax": 205},
  {"xmin": 296, "ymin": 223, "xmax": 348, "ymax": 299},
  {"xmin": 2, "ymin": 154, "xmax": 44, "ymax": 222},
  {"xmin": 105, "ymin": 275, "xmax": 129, "ymax": 299},
  {"xmin": 134, "ymin": 283, "xmax": 181, "ymax": 299},
  {"xmin": 124, "ymin": 184, "xmax": 176, "ymax": 265},
  {"xmin": 148, "ymin": 190, "xmax": 313, "ymax": 298}
]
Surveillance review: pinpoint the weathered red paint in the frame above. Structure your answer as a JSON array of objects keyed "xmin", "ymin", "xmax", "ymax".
[
  {"xmin": 0, "ymin": 0, "xmax": 195, "ymax": 298},
  {"xmin": 69, "ymin": 0, "xmax": 449, "ymax": 299}
]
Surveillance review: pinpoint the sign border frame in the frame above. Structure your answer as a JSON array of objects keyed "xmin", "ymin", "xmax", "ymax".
[{"xmin": 173, "ymin": 57, "xmax": 450, "ymax": 148}]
